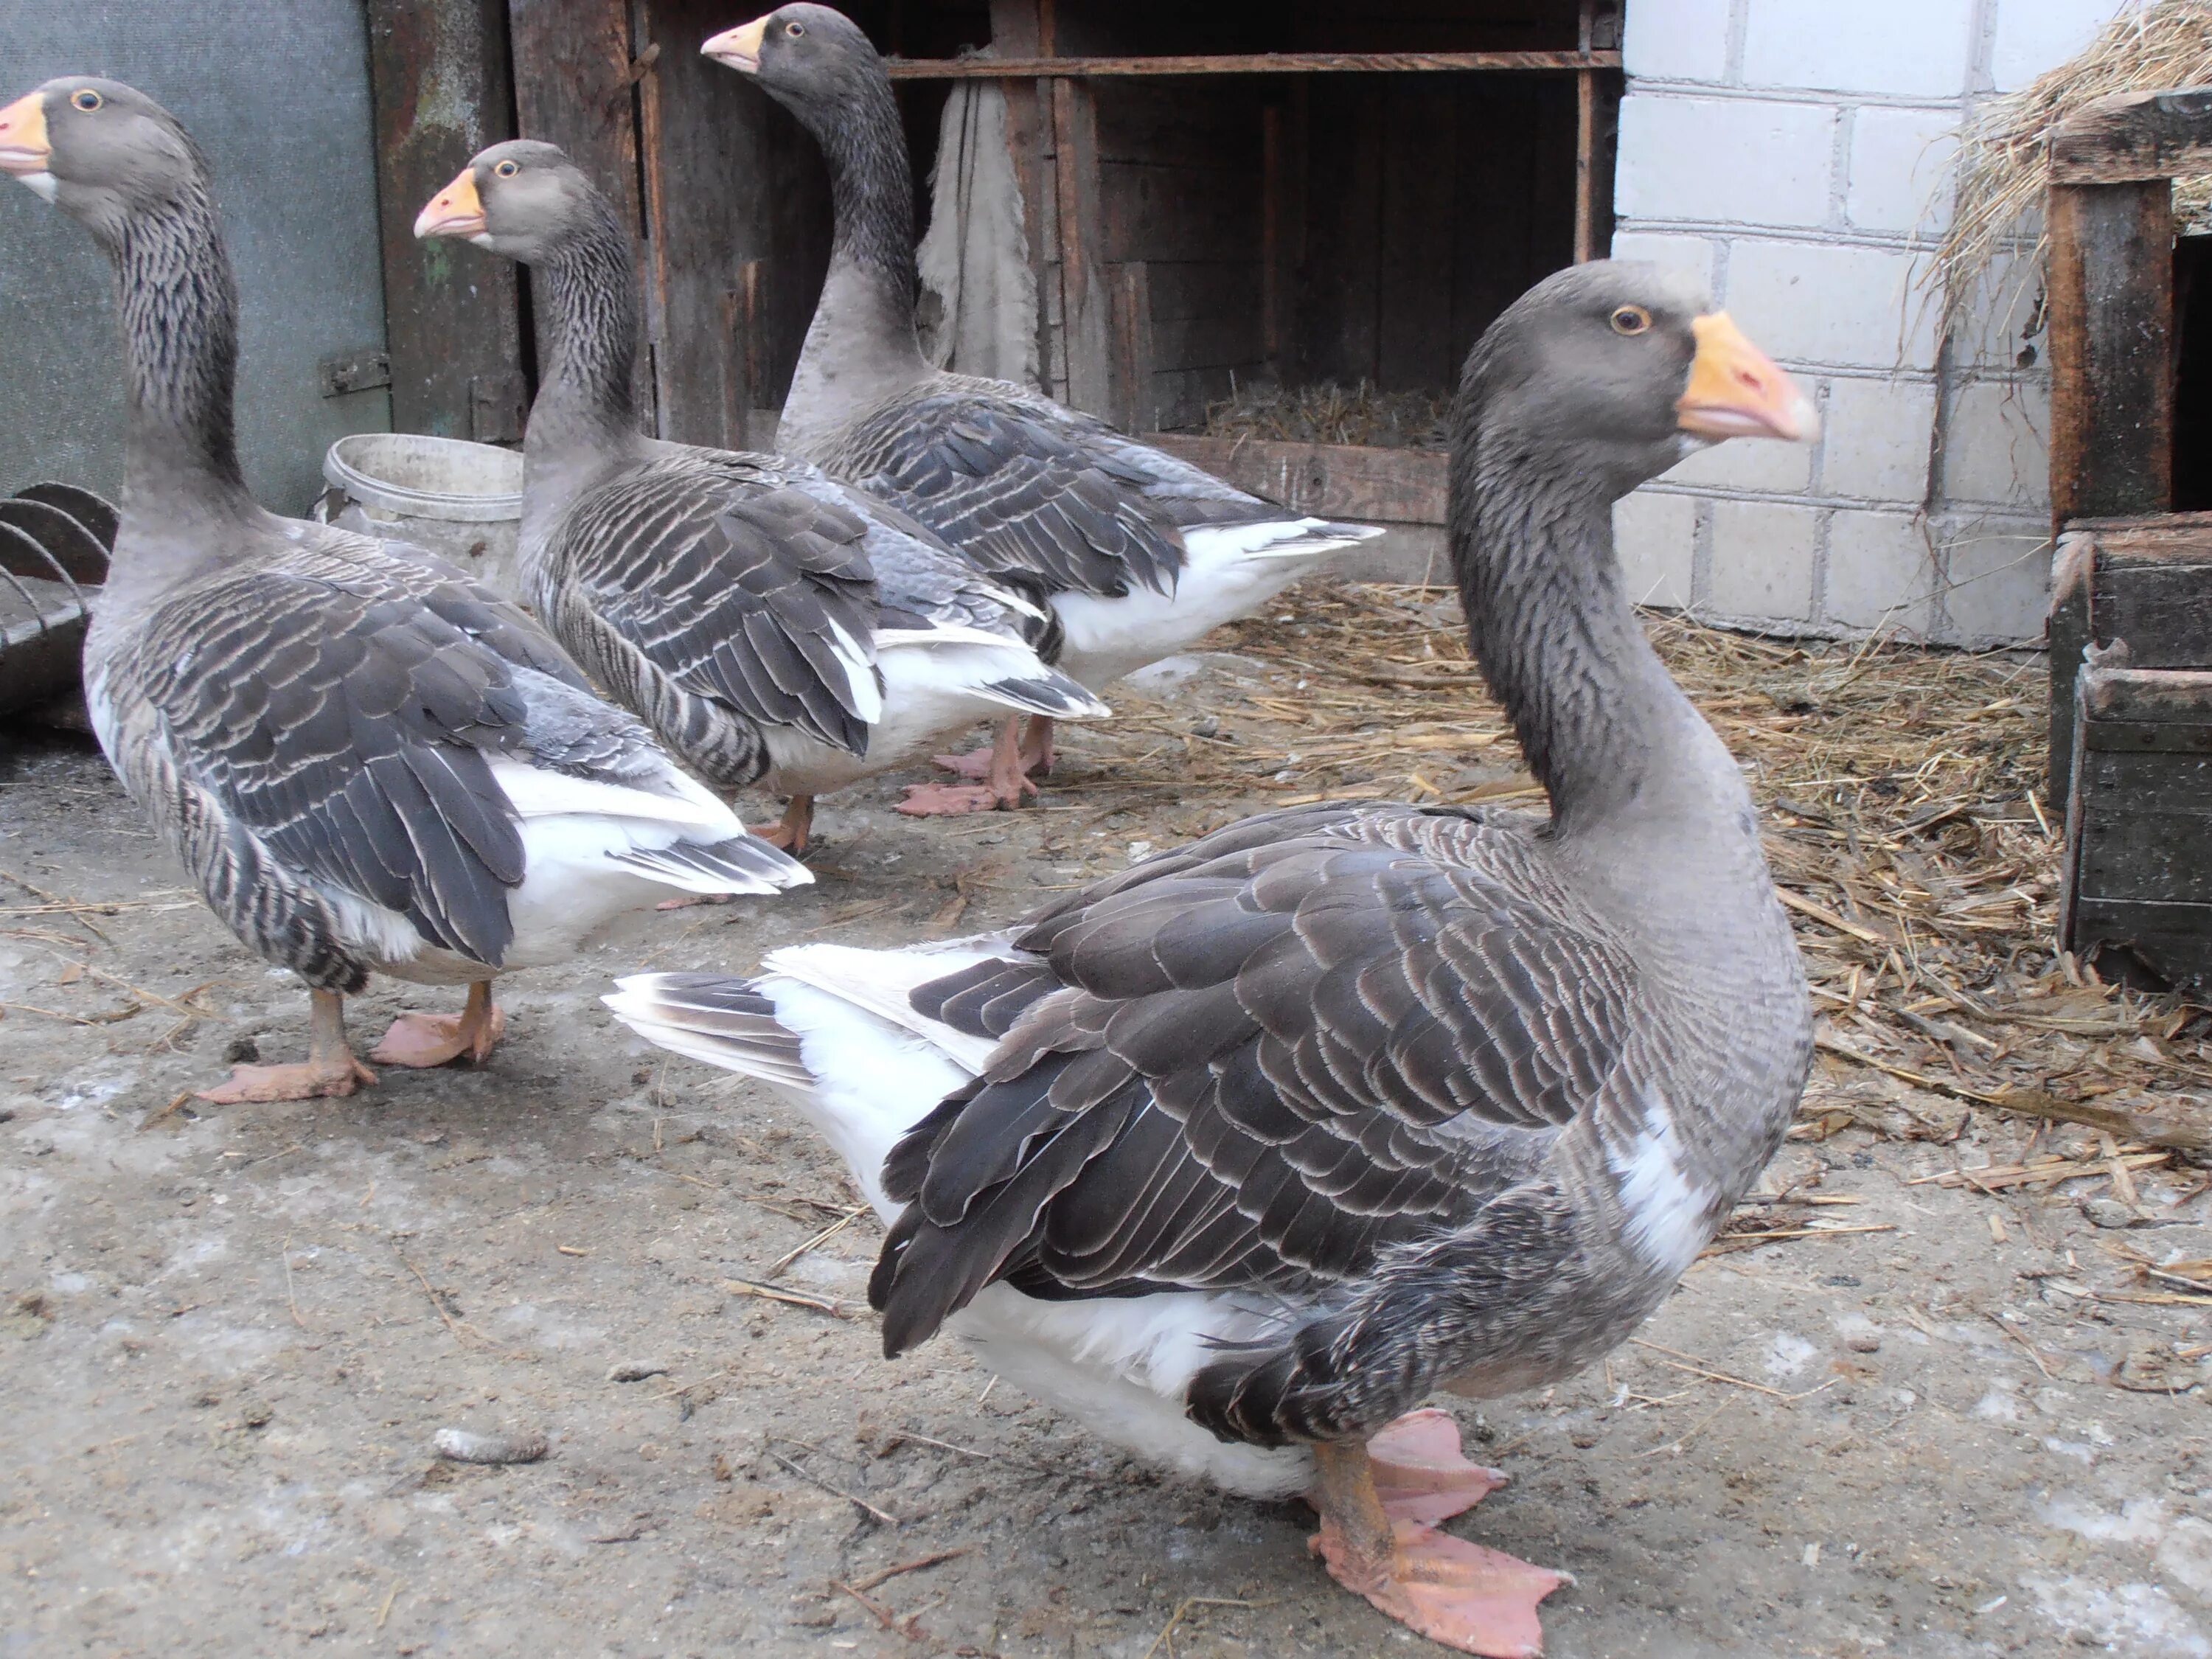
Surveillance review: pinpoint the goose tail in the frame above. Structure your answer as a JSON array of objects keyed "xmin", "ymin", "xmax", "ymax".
[
  {"xmin": 603, "ymin": 972, "xmax": 813, "ymax": 1085},
  {"xmin": 609, "ymin": 834, "xmax": 813, "ymax": 897}
]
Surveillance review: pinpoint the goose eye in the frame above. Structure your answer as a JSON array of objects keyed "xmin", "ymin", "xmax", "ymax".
[
  {"xmin": 1609, "ymin": 305, "xmax": 1652, "ymax": 337},
  {"xmin": 787, "ymin": 19, "xmax": 806, "ymax": 35},
  {"xmin": 71, "ymin": 88, "xmax": 102, "ymax": 112},
  {"xmin": 493, "ymin": 159, "xmax": 519, "ymax": 178}
]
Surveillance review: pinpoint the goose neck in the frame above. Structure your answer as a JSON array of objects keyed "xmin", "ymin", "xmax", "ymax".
[
  {"xmin": 526, "ymin": 204, "xmax": 648, "ymax": 476},
  {"xmin": 1453, "ymin": 437, "xmax": 1736, "ymax": 835},
  {"xmin": 108, "ymin": 187, "xmax": 261, "ymax": 554},
  {"xmin": 777, "ymin": 70, "xmax": 930, "ymax": 455}
]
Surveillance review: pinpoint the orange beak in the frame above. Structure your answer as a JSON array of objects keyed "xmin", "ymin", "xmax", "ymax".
[
  {"xmin": 0, "ymin": 90, "xmax": 52, "ymax": 179},
  {"xmin": 414, "ymin": 166, "xmax": 485, "ymax": 240},
  {"xmin": 1677, "ymin": 313, "xmax": 1818, "ymax": 443},
  {"xmin": 702, "ymin": 15, "xmax": 770, "ymax": 73}
]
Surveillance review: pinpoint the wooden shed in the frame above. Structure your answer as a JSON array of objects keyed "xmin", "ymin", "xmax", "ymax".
[{"xmin": 366, "ymin": 0, "xmax": 1620, "ymax": 532}]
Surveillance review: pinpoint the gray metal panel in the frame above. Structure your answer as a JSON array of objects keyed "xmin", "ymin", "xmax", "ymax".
[{"xmin": 0, "ymin": 0, "xmax": 392, "ymax": 514}]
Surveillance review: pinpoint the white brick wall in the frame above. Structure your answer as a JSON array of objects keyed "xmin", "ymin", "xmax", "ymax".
[{"xmin": 1612, "ymin": 0, "xmax": 2127, "ymax": 644}]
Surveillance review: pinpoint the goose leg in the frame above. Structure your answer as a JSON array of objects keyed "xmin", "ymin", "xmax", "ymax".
[
  {"xmin": 1017, "ymin": 714, "xmax": 1057, "ymax": 777},
  {"xmin": 198, "ymin": 988, "xmax": 378, "ymax": 1104},
  {"xmin": 750, "ymin": 795, "xmax": 814, "ymax": 852},
  {"xmin": 368, "ymin": 981, "xmax": 508, "ymax": 1068},
  {"xmin": 1308, "ymin": 1436, "xmax": 1568, "ymax": 1658},
  {"xmin": 907, "ymin": 717, "xmax": 1038, "ymax": 815}
]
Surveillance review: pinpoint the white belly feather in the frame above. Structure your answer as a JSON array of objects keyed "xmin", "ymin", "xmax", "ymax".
[{"xmin": 606, "ymin": 936, "xmax": 1315, "ymax": 1498}]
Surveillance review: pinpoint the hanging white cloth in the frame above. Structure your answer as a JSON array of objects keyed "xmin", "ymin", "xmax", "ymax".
[{"xmin": 916, "ymin": 69, "xmax": 1040, "ymax": 388}]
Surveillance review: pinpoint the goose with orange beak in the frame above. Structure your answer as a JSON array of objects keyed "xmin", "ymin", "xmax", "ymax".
[
  {"xmin": 0, "ymin": 76, "xmax": 811, "ymax": 1100},
  {"xmin": 611, "ymin": 260, "xmax": 1818, "ymax": 1657}
]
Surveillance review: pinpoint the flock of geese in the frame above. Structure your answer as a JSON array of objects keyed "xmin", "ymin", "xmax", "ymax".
[{"xmin": 0, "ymin": 6, "xmax": 1822, "ymax": 1654}]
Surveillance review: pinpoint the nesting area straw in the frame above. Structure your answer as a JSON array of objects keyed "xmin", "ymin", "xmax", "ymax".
[
  {"xmin": 1048, "ymin": 583, "xmax": 2212, "ymax": 1202},
  {"xmin": 1199, "ymin": 381, "xmax": 1453, "ymax": 451},
  {"xmin": 1934, "ymin": 0, "xmax": 2212, "ymax": 342}
]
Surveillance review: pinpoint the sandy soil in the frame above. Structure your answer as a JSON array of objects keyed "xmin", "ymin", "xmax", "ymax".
[{"xmin": 4, "ymin": 631, "xmax": 2210, "ymax": 1659}]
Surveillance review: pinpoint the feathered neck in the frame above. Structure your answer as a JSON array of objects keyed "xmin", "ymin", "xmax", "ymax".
[
  {"xmin": 1450, "ymin": 411, "xmax": 1733, "ymax": 836},
  {"xmin": 524, "ymin": 191, "xmax": 647, "ymax": 477},
  {"xmin": 773, "ymin": 58, "xmax": 931, "ymax": 456},
  {"xmin": 103, "ymin": 174, "xmax": 261, "ymax": 571}
]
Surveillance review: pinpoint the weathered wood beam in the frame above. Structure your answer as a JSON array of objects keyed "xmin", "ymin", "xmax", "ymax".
[
  {"xmin": 884, "ymin": 50, "xmax": 1621, "ymax": 80},
  {"xmin": 1149, "ymin": 436, "xmax": 1446, "ymax": 525},
  {"xmin": 1051, "ymin": 77, "xmax": 1112, "ymax": 418},
  {"xmin": 2047, "ymin": 178, "xmax": 2173, "ymax": 526},
  {"xmin": 2051, "ymin": 85, "xmax": 2212, "ymax": 185},
  {"xmin": 510, "ymin": 0, "xmax": 655, "ymax": 430},
  {"xmin": 363, "ymin": 0, "xmax": 524, "ymax": 443}
]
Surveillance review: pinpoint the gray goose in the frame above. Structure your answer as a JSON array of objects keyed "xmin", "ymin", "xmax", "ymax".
[
  {"xmin": 0, "ymin": 79, "xmax": 807, "ymax": 1102},
  {"xmin": 701, "ymin": 4, "xmax": 1384, "ymax": 804},
  {"xmin": 417, "ymin": 142, "xmax": 1108, "ymax": 844},
  {"xmin": 609, "ymin": 262, "xmax": 1818, "ymax": 1656}
]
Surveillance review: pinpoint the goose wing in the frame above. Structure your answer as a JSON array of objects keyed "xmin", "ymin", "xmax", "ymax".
[
  {"xmin": 837, "ymin": 389, "xmax": 1254, "ymax": 599},
  {"xmin": 867, "ymin": 803, "xmax": 1641, "ymax": 1357},
  {"xmin": 138, "ymin": 564, "xmax": 560, "ymax": 968},
  {"xmin": 554, "ymin": 470, "xmax": 884, "ymax": 756}
]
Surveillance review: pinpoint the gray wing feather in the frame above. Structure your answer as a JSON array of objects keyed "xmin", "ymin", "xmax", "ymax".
[{"xmin": 867, "ymin": 804, "xmax": 1640, "ymax": 1357}]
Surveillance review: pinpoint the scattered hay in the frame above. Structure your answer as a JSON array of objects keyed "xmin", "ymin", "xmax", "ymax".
[
  {"xmin": 1200, "ymin": 380, "xmax": 1451, "ymax": 451},
  {"xmin": 1935, "ymin": 0, "xmax": 2212, "ymax": 342},
  {"xmin": 1054, "ymin": 582, "xmax": 2211, "ymax": 1165}
]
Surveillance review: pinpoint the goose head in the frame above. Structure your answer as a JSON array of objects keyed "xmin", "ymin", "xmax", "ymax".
[
  {"xmin": 414, "ymin": 139, "xmax": 599, "ymax": 262},
  {"xmin": 1460, "ymin": 261, "xmax": 1817, "ymax": 499},
  {"xmin": 0, "ymin": 77, "xmax": 200, "ymax": 239},
  {"xmin": 703, "ymin": 4, "xmax": 881, "ymax": 126}
]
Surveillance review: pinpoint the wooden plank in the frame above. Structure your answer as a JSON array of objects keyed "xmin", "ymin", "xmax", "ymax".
[
  {"xmin": 510, "ymin": 0, "xmax": 655, "ymax": 431},
  {"xmin": 1110, "ymin": 262, "xmax": 1155, "ymax": 434},
  {"xmin": 2051, "ymin": 86, "xmax": 2212, "ymax": 185},
  {"xmin": 1051, "ymin": 77, "xmax": 1113, "ymax": 418},
  {"xmin": 1573, "ymin": 0, "xmax": 1596, "ymax": 263},
  {"xmin": 1378, "ymin": 77, "xmax": 1458, "ymax": 391},
  {"xmin": 2080, "ymin": 748, "xmax": 2212, "ymax": 814},
  {"xmin": 1300, "ymin": 75, "xmax": 1385, "ymax": 384},
  {"xmin": 2047, "ymin": 178, "xmax": 2174, "ymax": 526},
  {"xmin": 2067, "ymin": 896, "xmax": 2212, "ymax": 986},
  {"xmin": 363, "ymin": 0, "xmax": 524, "ymax": 443},
  {"xmin": 883, "ymin": 51, "xmax": 1623, "ymax": 79},
  {"xmin": 2048, "ymin": 531, "xmax": 2095, "ymax": 810},
  {"xmin": 2093, "ymin": 560, "xmax": 2212, "ymax": 667},
  {"xmin": 1100, "ymin": 161, "xmax": 1262, "ymax": 265},
  {"xmin": 2081, "ymin": 811, "xmax": 2212, "ymax": 901},
  {"xmin": 989, "ymin": 0, "xmax": 1053, "ymax": 395},
  {"xmin": 1149, "ymin": 435, "xmax": 1445, "ymax": 524},
  {"xmin": 2079, "ymin": 664, "xmax": 2212, "ymax": 725}
]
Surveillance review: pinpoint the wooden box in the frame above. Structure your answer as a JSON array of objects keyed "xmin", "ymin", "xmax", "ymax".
[{"xmin": 2053, "ymin": 514, "xmax": 2212, "ymax": 983}]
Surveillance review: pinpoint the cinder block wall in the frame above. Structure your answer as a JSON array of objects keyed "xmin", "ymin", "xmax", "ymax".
[{"xmin": 1610, "ymin": 0, "xmax": 2122, "ymax": 645}]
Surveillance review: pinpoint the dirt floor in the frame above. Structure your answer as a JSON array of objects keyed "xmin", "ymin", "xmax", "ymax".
[{"xmin": 4, "ymin": 583, "xmax": 2211, "ymax": 1659}]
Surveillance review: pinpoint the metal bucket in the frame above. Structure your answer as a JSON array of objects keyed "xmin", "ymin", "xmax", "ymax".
[{"xmin": 318, "ymin": 433, "xmax": 525, "ymax": 601}]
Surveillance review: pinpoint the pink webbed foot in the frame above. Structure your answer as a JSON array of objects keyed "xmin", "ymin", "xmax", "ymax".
[
  {"xmin": 931, "ymin": 745, "xmax": 998, "ymax": 783},
  {"xmin": 196, "ymin": 1054, "xmax": 376, "ymax": 1105},
  {"xmin": 897, "ymin": 780, "xmax": 1018, "ymax": 816},
  {"xmin": 1368, "ymin": 1408, "xmax": 1512, "ymax": 1526},
  {"xmin": 1311, "ymin": 1516, "xmax": 1571, "ymax": 1659},
  {"xmin": 368, "ymin": 998, "xmax": 506, "ymax": 1068}
]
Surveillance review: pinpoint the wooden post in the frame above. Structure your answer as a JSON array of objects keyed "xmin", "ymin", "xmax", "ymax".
[
  {"xmin": 1051, "ymin": 77, "xmax": 1113, "ymax": 418},
  {"xmin": 1573, "ymin": 0, "xmax": 1597, "ymax": 264},
  {"xmin": 362, "ymin": 0, "xmax": 524, "ymax": 442},
  {"xmin": 1110, "ymin": 262, "xmax": 1155, "ymax": 433},
  {"xmin": 1262, "ymin": 105, "xmax": 1284, "ymax": 363},
  {"xmin": 990, "ymin": 0, "xmax": 1055, "ymax": 394},
  {"xmin": 2047, "ymin": 179, "xmax": 2174, "ymax": 526},
  {"xmin": 509, "ymin": 0, "xmax": 655, "ymax": 432}
]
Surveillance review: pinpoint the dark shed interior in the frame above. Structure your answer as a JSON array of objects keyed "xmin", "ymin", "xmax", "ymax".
[{"xmin": 366, "ymin": 0, "xmax": 1620, "ymax": 478}]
